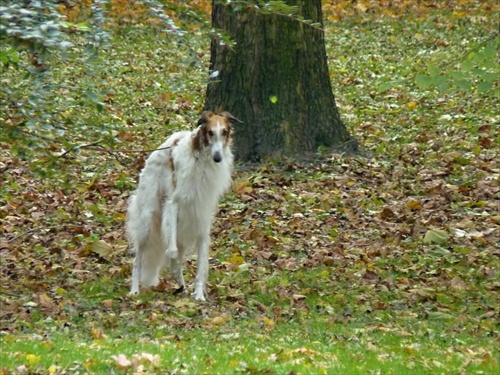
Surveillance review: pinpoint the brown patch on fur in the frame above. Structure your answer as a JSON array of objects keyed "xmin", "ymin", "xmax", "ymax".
[
  {"xmin": 167, "ymin": 137, "xmax": 180, "ymax": 190},
  {"xmin": 171, "ymin": 175, "xmax": 177, "ymax": 192},
  {"xmin": 168, "ymin": 138, "xmax": 180, "ymax": 170},
  {"xmin": 168, "ymin": 153, "xmax": 175, "ymax": 173}
]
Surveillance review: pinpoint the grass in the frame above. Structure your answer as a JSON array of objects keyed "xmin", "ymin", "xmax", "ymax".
[
  {"xmin": 1, "ymin": 2, "xmax": 499, "ymax": 374},
  {"xmin": 2, "ymin": 315, "xmax": 497, "ymax": 374}
]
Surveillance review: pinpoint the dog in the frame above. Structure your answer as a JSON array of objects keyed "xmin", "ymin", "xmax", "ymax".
[{"xmin": 127, "ymin": 111, "xmax": 239, "ymax": 301}]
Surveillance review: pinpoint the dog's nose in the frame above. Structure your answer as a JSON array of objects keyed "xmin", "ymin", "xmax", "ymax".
[{"xmin": 213, "ymin": 152, "xmax": 222, "ymax": 163}]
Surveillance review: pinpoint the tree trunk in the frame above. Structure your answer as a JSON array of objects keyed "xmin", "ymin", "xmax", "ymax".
[{"xmin": 204, "ymin": 0, "xmax": 355, "ymax": 161}]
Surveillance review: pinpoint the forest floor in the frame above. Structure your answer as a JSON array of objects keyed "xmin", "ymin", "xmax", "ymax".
[{"xmin": 1, "ymin": 1, "xmax": 499, "ymax": 374}]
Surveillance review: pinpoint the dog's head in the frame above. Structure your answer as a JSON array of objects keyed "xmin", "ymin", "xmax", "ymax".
[{"xmin": 196, "ymin": 111, "xmax": 241, "ymax": 163}]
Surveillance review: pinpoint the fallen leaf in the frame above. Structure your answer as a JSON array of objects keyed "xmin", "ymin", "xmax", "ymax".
[
  {"xmin": 423, "ymin": 229, "xmax": 449, "ymax": 245},
  {"xmin": 38, "ymin": 293, "xmax": 56, "ymax": 314},
  {"xmin": 450, "ymin": 276, "xmax": 467, "ymax": 291},
  {"xmin": 379, "ymin": 206, "xmax": 396, "ymax": 219},
  {"xmin": 233, "ymin": 181, "xmax": 253, "ymax": 195},
  {"xmin": 227, "ymin": 253, "xmax": 245, "ymax": 266},
  {"xmin": 355, "ymin": 2, "xmax": 368, "ymax": 12},
  {"xmin": 132, "ymin": 352, "xmax": 160, "ymax": 367},
  {"xmin": 91, "ymin": 328, "xmax": 107, "ymax": 340},
  {"xmin": 406, "ymin": 199, "xmax": 423, "ymax": 210},
  {"xmin": 15, "ymin": 365, "xmax": 27, "ymax": 374},
  {"xmin": 479, "ymin": 136, "xmax": 493, "ymax": 148},
  {"xmin": 407, "ymin": 101, "xmax": 417, "ymax": 109},
  {"xmin": 275, "ymin": 258, "xmax": 300, "ymax": 271},
  {"xmin": 262, "ymin": 316, "xmax": 275, "ymax": 330},
  {"xmin": 427, "ymin": 311, "xmax": 454, "ymax": 321},
  {"xmin": 91, "ymin": 240, "xmax": 114, "ymax": 259},
  {"xmin": 26, "ymin": 354, "xmax": 41, "ymax": 366},
  {"xmin": 210, "ymin": 313, "xmax": 230, "ymax": 326},
  {"xmin": 101, "ymin": 299, "xmax": 113, "ymax": 309},
  {"xmin": 111, "ymin": 354, "xmax": 131, "ymax": 369}
]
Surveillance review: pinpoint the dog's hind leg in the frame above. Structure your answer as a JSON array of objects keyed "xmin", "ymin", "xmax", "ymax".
[{"xmin": 168, "ymin": 244, "xmax": 186, "ymax": 293}]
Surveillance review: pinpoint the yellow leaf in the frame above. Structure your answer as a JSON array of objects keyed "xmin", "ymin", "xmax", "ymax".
[
  {"xmin": 406, "ymin": 199, "xmax": 423, "ymax": 210},
  {"xmin": 91, "ymin": 328, "xmax": 107, "ymax": 340},
  {"xmin": 407, "ymin": 101, "xmax": 417, "ymax": 109},
  {"xmin": 227, "ymin": 253, "xmax": 245, "ymax": 266},
  {"xmin": 85, "ymin": 177, "xmax": 97, "ymax": 190},
  {"xmin": 84, "ymin": 359, "xmax": 96, "ymax": 368},
  {"xmin": 55, "ymin": 287, "xmax": 67, "ymax": 295},
  {"xmin": 262, "ymin": 317, "xmax": 275, "ymax": 329},
  {"xmin": 26, "ymin": 354, "xmax": 41, "ymax": 365},
  {"xmin": 233, "ymin": 181, "xmax": 253, "ymax": 195}
]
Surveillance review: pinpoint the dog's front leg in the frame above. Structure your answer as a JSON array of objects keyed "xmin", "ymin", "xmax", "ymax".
[
  {"xmin": 130, "ymin": 251, "xmax": 141, "ymax": 295},
  {"xmin": 192, "ymin": 235, "xmax": 209, "ymax": 301},
  {"xmin": 164, "ymin": 200, "xmax": 179, "ymax": 260}
]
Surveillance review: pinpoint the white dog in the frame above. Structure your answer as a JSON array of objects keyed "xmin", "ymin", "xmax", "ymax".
[{"xmin": 127, "ymin": 111, "xmax": 238, "ymax": 301}]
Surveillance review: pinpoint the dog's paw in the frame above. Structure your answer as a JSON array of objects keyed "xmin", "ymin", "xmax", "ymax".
[
  {"xmin": 173, "ymin": 285, "xmax": 186, "ymax": 295},
  {"xmin": 191, "ymin": 289, "xmax": 206, "ymax": 302},
  {"xmin": 165, "ymin": 248, "xmax": 179, "ymax": 260},
  {"xmin": 129, "ymin": 289, "xmax": 139, "ymax": 295}
]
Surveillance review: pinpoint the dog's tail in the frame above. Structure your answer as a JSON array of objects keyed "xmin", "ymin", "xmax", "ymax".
[
  {"xmin": 138, "ymin": 244, "xmax": 165, "ymax": 287},
  {"xmin": 127, "ymin": 194, "xmax": 165, "ymax": 289}
]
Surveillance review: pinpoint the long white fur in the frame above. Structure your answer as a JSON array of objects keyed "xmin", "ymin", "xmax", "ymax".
[{"xmin": 127, "ymin": 113, "xmax": 234, "ymax": 301}]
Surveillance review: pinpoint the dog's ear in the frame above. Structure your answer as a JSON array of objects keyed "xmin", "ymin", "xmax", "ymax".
[
  {"xmin": 197, "ymin": 111, "xmax": 214, "ymax": 127},
  {"xmin": 220, "ymin": 111, "xmax": 243, "ymax": 125}
]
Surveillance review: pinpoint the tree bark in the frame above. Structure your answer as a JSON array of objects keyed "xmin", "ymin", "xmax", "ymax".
[{"xmin": 204, "ymin": 0, "xmax": 355, "ymax": 161}]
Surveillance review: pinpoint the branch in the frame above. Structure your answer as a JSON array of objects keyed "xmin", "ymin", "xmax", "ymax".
[
  {"xmin": 58, "ymin": 141, "xmax": 172, "ymax": 159},
  {"xmin": 378, "ymin": 30, "xmax": 499, "ymax": 92},
  {"xmin": 58, "ymin": 139, "xmax": 104, "ymax": 158},
  {"xmin": 437, "ymin": 31, "xmax": 498, "ymax": 73}
]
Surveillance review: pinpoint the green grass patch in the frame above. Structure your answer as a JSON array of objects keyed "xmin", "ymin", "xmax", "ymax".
[{"xmin": 2, "ymin": 317, "xmax": 498, "ymax": 374}]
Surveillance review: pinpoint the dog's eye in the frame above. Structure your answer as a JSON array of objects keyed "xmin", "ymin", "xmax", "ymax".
[
  {"xmin": 222, "ymin": 129, "xmax": 229, "ymax": 136},
  {"xmin": 208, "ymin": 130, "xmax": 214, "ymax": 137}
]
